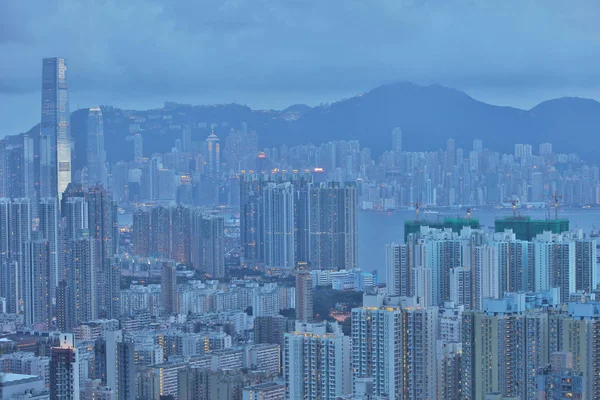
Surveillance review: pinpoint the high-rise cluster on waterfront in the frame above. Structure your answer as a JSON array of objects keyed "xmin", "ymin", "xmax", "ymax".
[{"xmin": 3, "ymin": 57, "xmax": 600, "ymax": 400}]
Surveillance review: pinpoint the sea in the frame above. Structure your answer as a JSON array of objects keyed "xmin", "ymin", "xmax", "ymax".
[{"xmin": 119, "ymin": 207, "xmax": 600, "ymax": 283}]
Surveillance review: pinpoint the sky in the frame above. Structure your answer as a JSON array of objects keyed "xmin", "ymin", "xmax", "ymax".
[{"xmin": 2, "ymin": 0, "xmax": 600, "ymax": 136}]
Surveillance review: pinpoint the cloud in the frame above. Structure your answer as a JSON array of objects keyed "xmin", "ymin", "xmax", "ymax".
[{"xmin": 2, "ymin": 0, "xmax": 600, "ymax": 134}]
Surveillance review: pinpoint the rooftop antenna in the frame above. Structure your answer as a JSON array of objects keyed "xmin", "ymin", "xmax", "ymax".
[{"xmin": 550, "ymin": 191, "xmax": 563, "ymax": 220}]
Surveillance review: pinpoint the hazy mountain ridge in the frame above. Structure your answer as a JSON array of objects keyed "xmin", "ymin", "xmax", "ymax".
[{"xmin": 15, "ymin": 82, "xmax": 600, "ymax": 164}]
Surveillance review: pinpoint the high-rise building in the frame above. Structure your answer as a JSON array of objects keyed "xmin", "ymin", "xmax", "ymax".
[
  {"xmin": 150, "ymin": 206, "xmax": 171, "ymax": 259},
  {"xmin": 309, "ymin": 182, "xmax": 358, "ymax": 270},
  {"xmin": 284, "ymin": 321, "xmax": 351, "ymax": 400},
  {"xmin": 461, "ymin": 294, "xmax": 549, "ymax": 400},
  {"xmin": 191, "ymin": 212, "xmax": 225, "ymax": 278},
  {"xmin": 240, "ymin": 174, "xmax": 265, "ymax": 263},
  {"xmin": 532, "ymin": 231, "xmax": 575, "ymax": 301},
  {"xmin": 41, "ymin": 57, "xmax": 71, "ymax": 203},
  {"xmin": 86, "ymin": 186, "xmax": 118, "ymax": 317},
  {"xmin": 352, "ymin": 294, "xmax": 437, "ymax": 399},
  {"xmin": 171, "ymin": 205, "xmax": 192, "ymax": 265},
  {"xmin": 574, "ymin": 235, "xmax": 597, "ymax": 293},
  {"xmin": 295, "ymin": 267, "xmax": 313, "ymax": 322},
  {"xmin": 263, "ymin": 182, "xmax": 295, "ymax": 269},
  {"xmin": 86, "ymin": 107, "xmax": 107, "ymax": 187},
  {"xmin": 0, "ymin": 198, "xmax": 31, "ymax": 313},
  {"xmin": 204, "ymin": 130, "xmax": 220, "ymax": 177},
  {"xmin": 352, "ymin": 294, "xmax": 403, "ymax": 398},
  {"xmin": 56, "ymin": 280, "xmax": 72, "ymax": 332},
  {"xmin": 132, "ymin": 208, "xmax": 151, "ymax": 257},
  {"xmin": 102, "ymin": 330, "xmax": 136, "ymax": 400},
  {"xmin": 550, "ymin": 302, "xmax": 600, "ymax": 399},
  {"xmin": 24, "ymin": 236, "xmax": 52, "ymax": 328},
  {"xmin": 253, "ymin": 315, "xmax": 295, "ymax": 347},
  {"xmin": 50, "ymin": 333, "xmax": 80, "ymax": 400},
  {"xmin": 66, "ymin": 230, "xmax": 96, "ymax": 325},
  {"xmin": 22, "ymin": 134, "xmax": 36, "ymax": 206},
  {"xmin": 161, "ymin": 261, "xmax": 178, "ymax": 315},
  {"xmin": 386, "ymin": 242, "xmax": 411, "ymax": 297},
  {"xmin": 38, "ymin": 197, "xmax": 59, "ymax": 296}
]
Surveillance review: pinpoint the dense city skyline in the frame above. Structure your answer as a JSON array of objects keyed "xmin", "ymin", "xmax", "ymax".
[{"xmin": 2, "ymin": 3, "xmax": 600, "ymax": 397}]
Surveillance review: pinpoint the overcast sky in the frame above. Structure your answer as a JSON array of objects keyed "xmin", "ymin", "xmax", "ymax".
[{"xmin": 2, "ymin": 0, "xmax": 600, "ymax": 136}]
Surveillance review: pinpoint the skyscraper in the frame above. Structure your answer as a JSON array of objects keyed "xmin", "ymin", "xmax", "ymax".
[
  {"xmin": 66, "ymin": 230, "xmax": 96, "ymax": 325},
  {"xmin": 263, "ymin": 182, "xmax": 295, "ymax": 269},
  {"xmin": 161, "ymin": 261, "xmax": 178, "ymax": 315},
  {"xmin": 41, "ymin": 57, "xmax": 71, "ymax": 203},
  {"xmin": 86, "ymin": 185, "xmax": 117, "ymax": 317},
  {"xmin": 204, "ymin": 130, "xmax": 220, "ymax": 176},
  {"xmin": 386, "ymin": 242, "xmax": 411, "ymax": 297},
  {"xmin": 50, "ymin": 333, "xmax": 80, "ymax": 400},
  {"xmin": 461, "ymin": 294, "xmax": 549, "ymax": 400},
  {"xmin": 86, "ymin": 107, "xmax": 107, "ymax": 187},
  {"xmin": 352, "ymin": 293, "xmax": 437, "ymax": 399},
  {"xmin": 309, "ymin": 182, "xmax": 358, "ymax": 270},
  {"xmin": 295, "ymin": 266, "xmax": 313, "ymax": 322},
  {"xmin": 240, "ymin": 174, "xmax": 266, "ymax": 263},
  {"xmin": 24, "ymin": 236, "xmax": 52, "ymax": 328},
  {"xmin": 284, "ymin": 321, "xmax": 351, "ymax": 400},
  {"xmin": 22, "ymin": 134, "xmax": 36, "ymax": 207},
  {"xmin": 38, "ymin": 197, "xmax": 59, "ymax": 296},
  {"xmin": 351, "ymin": 294, "xmax": 403, "ymax": 399},
  {"xmin": 191, "ymin": 211, "xmax": 225, "ymax": 278}
]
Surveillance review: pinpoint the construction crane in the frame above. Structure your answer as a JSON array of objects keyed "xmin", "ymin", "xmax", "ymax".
[
  {"xmin": 510, "ymin": 199, "xmax": 519, "ymax": 217},
  {"xmin": 550, "ymin": 191, "xmax": 563, "ymax": 220},
  {"xmin": 410, "ymin": 201, "xmax": 422, "ymax": 221}
]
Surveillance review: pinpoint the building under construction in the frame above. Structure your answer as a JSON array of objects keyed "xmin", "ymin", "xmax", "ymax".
[
  {"xmin": 404, "ymin": 217, "xmax": 481, "ymax": 242},
  {"xmin": 494, "ymin": 216, "xmax": 569, "ymax": 241}
]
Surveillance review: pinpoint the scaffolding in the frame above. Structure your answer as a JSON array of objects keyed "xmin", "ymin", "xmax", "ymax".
[{"xmin": 494, "ymin": 216, "xmax": 569, "ymax": 241}]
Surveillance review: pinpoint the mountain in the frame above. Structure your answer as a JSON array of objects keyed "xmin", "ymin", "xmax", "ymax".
[{"xmin": 16, "ymin": 82, "xmax": 600, "ymax": 164}]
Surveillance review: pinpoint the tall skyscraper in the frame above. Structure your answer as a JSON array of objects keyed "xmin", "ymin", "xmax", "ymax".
[
  {"xmin": 170, "ymin": 205, "xmax": 191, "ymax": 265},
  {"xmin": 204, "ymin": 130, "xmax": 220, "ymax": 176},
  {"xmin": 41, "ymin": 57, "xmax": 71, "ymax": 203},
  {"xmin": 161, "ymin": 261, "xmax": 178, "ymax": 315},
  {"xmin": 461, "ymin": 294, "xmax": 549, "ymax": 400},
  {"xmin": 66, "ymin": 230, "xmax": 96, "ymax": 325},
  {"xmin": 386, "ymin": 242, "xmax": 411, "ymax": 297},
  {"xmin": 309, "ymin": 182, "xmax": 358, "ymax": 270},
  {"xmin": 86, "ymin": 107, "xmax": 107, "ymax": 187},
  {"xmin": 295, "ymin": 266, "xmax": 313, "ymax": 322},
  {"xmin": 86, "ymin": 185, "xmax": 117, "ymax": 317},
  {"xmin": 22, "ymin": 134, "xmax": 36, "ymax": 207},
  {"xmin": 191, "ymin": 211, "xmax": 225, "ymax": 278},
  {"xmin": 24, "ymin": 236, "xmax": 52, "ymax": 328},
  {"xmin": 50, "ymin": 333, "xmax": 80, "ymax": 400},
  {"xmin": 263, "ymin": 182, "xmax": 295, "ymax": 269},
  {"xmin": 284, "ymin": 321, "xmax": 351, "ymax": 400},
  {"xmin": 132, "ymin": 208, "xmax": 151, "ymax": 257},
  {"xmin": 240, "ymin": 174, "xmax": 266, "ymax": 263},
  {"xmin": 352, "ymin": 293, "xmax": 437, "ymax": 399},
  {"xmin": 38, "ymin": 197, "xmax": 59, "ymax": 296}
]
